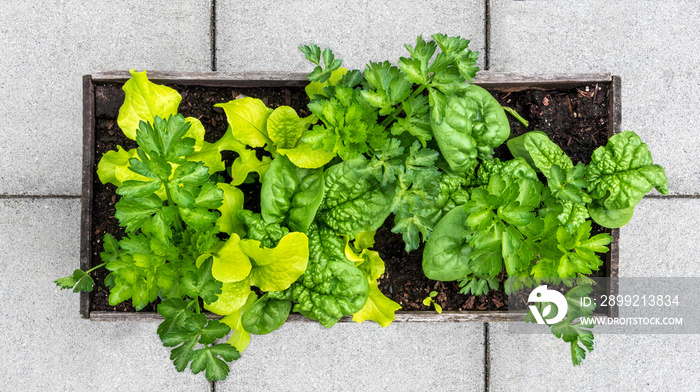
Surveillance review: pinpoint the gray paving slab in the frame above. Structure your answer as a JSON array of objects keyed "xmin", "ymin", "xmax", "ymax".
[
  {"xmin": 216, "ymin": 1, "xmax": 485, "ymax": 72},
  {"xmin": 0, "ymin": 199, "xmax": 209, "ymax": 391},
  {"xmin": 0, "ymin": 1, "xmax": 212, "ymax": 196},
  {"xmin": 488, "ymin": 322, "xmax": 700, "ymax": 392},
  {"xmin": 488, "ymin": 197, "xmax": 700, "ymax": 391},
  {"xmin": 490, "ymin": 0, "xmax": 700, "ymax": 195},
  {"xmin": 619, "ymin": 198, "xmax": 700, "ymax": 277},
  {"xmin": 217, "ymin": 321, "xmax": 485, "ymax": 392}
]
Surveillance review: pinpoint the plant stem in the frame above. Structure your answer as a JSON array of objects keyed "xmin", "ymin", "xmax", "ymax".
[
  {"xmin": 163, "ymin": 181, "xmax": 184, "ymax": 230},
  {"xmin": 86, "ymin": 262, "xmax": 107, "ymax": 274},
  {"xmin": 502, "ymin": 106, "xmax": 529, "ymax": 127},
  {"xmin": 379, "ymin": 84, "xmax": 428, "ymax": 128}
]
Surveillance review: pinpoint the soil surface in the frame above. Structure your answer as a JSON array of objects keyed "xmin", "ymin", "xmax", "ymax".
[{"xmin": 89, "ymin": 81, "xmax": 611, "ymax": 313}]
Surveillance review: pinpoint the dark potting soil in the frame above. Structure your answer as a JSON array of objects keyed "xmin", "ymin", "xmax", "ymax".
[{"xmin": 89, "ymin": 81, "xmax": 610, "ymax": 313}]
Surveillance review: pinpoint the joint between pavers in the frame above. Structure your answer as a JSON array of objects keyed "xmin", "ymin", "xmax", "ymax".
[
  {"xmin": 0, "ymin": 194, "xmax": 80, "ymax": 199},
  {"xmin": 483, "ymin": 322, "xmax": 490, "ymax": 392},
  {"xmin": 645, "ymin": 194, "xmax": 700, "ymax": 199},
  {"xmin": 210, "ymin": 0, "xmax": 217, "ymax": 71},
  {"xmin": 483, "ymin": 0, "xmax": 490, "ymax": 71}
]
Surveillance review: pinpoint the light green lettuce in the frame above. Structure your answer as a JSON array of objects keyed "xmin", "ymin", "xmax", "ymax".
[
  {"xmin": 216, "ymin": 99, "xmax": 333, "ymax": 170},
  {"xmin": 220, "ymin": 292, "xmax": 258, "ymax": 352},
  {"xmin": 117, "ymin": 69, "xmax": 181, "ymax": 140},
  {"xmin": 238, "ymin": 232, "xmax": 309, "ymax": 292},
  {"xmin": 345, "ymin": 232, "xmax": 401, "ymax": 327},
  {"xmin": 216, "ymin": 183, "xmax": 246, "ymax": 237}
]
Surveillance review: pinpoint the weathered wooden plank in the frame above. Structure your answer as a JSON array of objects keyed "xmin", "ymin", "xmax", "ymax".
[
  {"xmin": 611, "ymin": 75, "xmax": 623, "ymax": 135},
  {"xmin": 89, "ymin": 311, "xmax": 523, "ymax": 323},
  {"xmin": 89, "ymin": 71, "xmax": 310, "ymax": 87},
  {"xmin": 89, "ymin": 310, "xmax": 611, "ymax": 323},
  {"xmin": 88, "ymin": 70, "xmax": 613, "ymax": 89},
  {"xmin": 80, "ymin": 75, "xmax": 94, "ymax": 320}
]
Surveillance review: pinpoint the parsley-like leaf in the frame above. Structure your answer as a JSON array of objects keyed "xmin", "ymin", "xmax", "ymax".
[{"xmin": 54, "ymin": 269, "xmax": 95, "ymax": 293}]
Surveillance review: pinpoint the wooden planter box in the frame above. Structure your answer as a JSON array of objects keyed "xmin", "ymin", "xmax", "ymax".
[{"xmin": 81, "ymin": 71, "xmax": 621, "ymax": 322}]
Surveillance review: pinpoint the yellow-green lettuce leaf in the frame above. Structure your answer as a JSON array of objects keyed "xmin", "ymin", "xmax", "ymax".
[
  {"xmin": 216, "ymin": 183, "xmax": 246, "ymax": 237},
  {"xmin": 117, "ymin": 69, "xmax": 181, "ymax": 140},
  {"xmin": 277, "ymin": 138, "xmax": 336, "ymax": 169},
  {"xmin": 239, "ymin": 232, "xmax": 309, "ymax": 292},
  {"xmin": 212, "ymin": 234, "xmax": 252, "ymax": 283},
  {"xmin": 97, "ymin": 146, "xmax": 137, "ymax": 186},
  {"xmin": 220, "ymin": 292, "xmax": 258, "ymax": 352},
  {"xmin": 348, "ymin": 233, "xmax": 401, "ymax": 327},
  {"xmin": 353, "ymin": 281, "xmax": 402, "ymax": 327},
  {"xmin": 184, "ymin": 117, "xmax": 206, "ymax": 150},
  {"xmin": 267, "ymin": 106, "xmax": 303, "ymax": 149},
  {"xmin": 187, "ymin": 126, "xmax": 247, "ymax": 174},
  {"xmin": 215, "ymin": 98, "xmax": 272, "ymax": 148},
  {"xmin": 204, "ymin": 276, "xmax": 252, "ymax": 316},
  {"xmin": 229, "ymin": 149, "xmax": 272, "ymax": 186}
]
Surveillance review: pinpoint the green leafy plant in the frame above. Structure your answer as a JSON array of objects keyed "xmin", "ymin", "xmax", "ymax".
[
  {"xmin": 56, "ymin": 34, "xmax": 668, "ymax": 379},
  {"xmin": 422, "ymin": 291, "xmax": 443, "ymax": 313}
]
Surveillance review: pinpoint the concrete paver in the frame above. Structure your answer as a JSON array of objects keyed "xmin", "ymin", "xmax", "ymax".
[
  {"xmin": 619, "ymin": 198, "xmax": 700, "ymax": 277},
  {"xmin": 488, "ymin": 323, "xmax": 700, "ymax": 392},
  {"xmin": 0, "ymin": 1, "xmax": 212, "ymax": 196},
  {"xmin": 490, "ymin": 0, "xmax": 700, "ymax": 195},
  {"xmin": 217, "ymin": 321, "xmax": 485, "ymax": 392},
  {"xmin": 216, "ymin": 0, "xmax": 486, "ymax": 72},
  {"xmin": 0, "ymin": 199, "xmax": 209, "ymax": 391},
  {"xmin": 488, "ymin": 197, "xmax": 700, "ymax": 390}
]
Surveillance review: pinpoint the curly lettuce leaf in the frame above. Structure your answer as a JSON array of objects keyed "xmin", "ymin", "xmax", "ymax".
[
  {"xmin": 211, "ymin": 234, "xmax": 252, "ymax": 283},
  {"xmin": 353, "ymin": 282, "xmax": 401, "ymax": 327},
  {"xmin": 277, "ymin": 137, "xmax": 336, "ymax": 169},
  {"xmin": 203, "ymin": 277, "xmax": 252, "ymax": 316},
  {"xmin": 345, "ymin": 233, "xmax": 401, "ymax": 327},
  {"xmin": 220, "ymin": 293, "xmax": 258, "ymax": 352},
  {"xmin": 215, "ymin": 98, "xmax": 273, "ymax": 148},
  {"xmin": 267, "ymin": 106, "xmax": 304, "ymax": 149},
  {"xmin": 216, "ymin": 184, "xmax": 246, "ymax": 237},
  {"xmin": 239, "ymin": 232, "xmax": 309, "ymax": 292},
  {"xmin": 97, "ymin": 146, "xmax": 139, "ymax": 186},
  {"xmin": 117, "ymin": 69, "xmax": 181, "ymax": 140}
]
